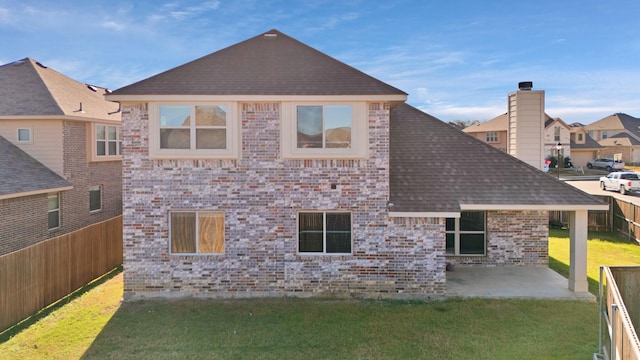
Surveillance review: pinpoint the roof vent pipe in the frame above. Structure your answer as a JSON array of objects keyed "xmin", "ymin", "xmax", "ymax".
[{"xmin": 518, "ymin": 81, "xmax": 533, "ymax": 91}]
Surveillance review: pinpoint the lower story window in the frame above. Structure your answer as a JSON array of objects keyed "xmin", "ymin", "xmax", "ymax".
[
  {"xmin": 446, "ymin": 211, "xmax": 486, "ymax": 255},
  {"xmin": 48, "ymin": 193, "xmax": 60, "ymax": 230},
  {"xmin": 170, "ymin": 211, "xmax": 225, "ymax": 254},
  {"xmin": 298, "ymin": 212, "xmax": 352, "ymax": 254},
  {"xmin": 89, "ymin": 185, "xmax": 102, "ymax": 212}
]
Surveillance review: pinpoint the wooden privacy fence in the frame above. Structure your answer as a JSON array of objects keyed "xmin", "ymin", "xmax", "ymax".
[
  {"xmin": 0, "ymin": 215, "xmax": 122, "ymax": 333},
  {"xmin": 550, "ymin": 195, "xmax": 640, "ymax": 245}
]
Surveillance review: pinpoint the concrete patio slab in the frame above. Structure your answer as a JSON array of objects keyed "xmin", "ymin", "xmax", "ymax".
[{"xmin": 446, "ymin": 266, "xmax": 595, "ymax": 301}]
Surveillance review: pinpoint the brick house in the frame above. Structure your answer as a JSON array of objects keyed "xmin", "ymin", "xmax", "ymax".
[
  {"xmin": 108, "ymin": 30, "xmax": 606, "ymax": 299},
  {"xmin": 0, "ymin": 58, "xmax": 122, "ymax": 255},
  {"xmin": 582, "ymin": 112, "xmax": 640, "ymax": 164}
]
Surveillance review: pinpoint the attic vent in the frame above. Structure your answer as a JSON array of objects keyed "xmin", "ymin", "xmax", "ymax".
[
  {"xmin": 518, "ymin": 81, "xmax": 533, "ymax": 90},
  {"xmin": 35, "ymin": 61, "xmax": 47, "ymax": 69},
  {"xmin": 264, "ymin": 33, "xmax": 277, "ymax": 39},
  {"xmin": 87, "ymin": 84, "xmax": 98, "ymax": 92}
]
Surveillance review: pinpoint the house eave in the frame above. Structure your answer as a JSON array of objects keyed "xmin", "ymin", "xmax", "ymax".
[
  {"xmin": 0, "ymin": 115, "xmax": 121, "ymax": 124},
  {"xmin": 106, "ymin": 94, "xmax": 408, "ymax": 103},
  {"xmin": 0, "ymin": 185, "xmax": 73, "ymax": 201},
  {"xmin": 460, "ymin": 204, "xmax": 609, "ymax": 211},
  {"xmin": 389, "ymin": 211, "xmax": 460, "ymax": 218}
]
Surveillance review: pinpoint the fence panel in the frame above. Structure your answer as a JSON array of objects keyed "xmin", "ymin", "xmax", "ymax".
[{"xmin": 0, "ymin": 216, "xmax": 122, "ymax": 333}]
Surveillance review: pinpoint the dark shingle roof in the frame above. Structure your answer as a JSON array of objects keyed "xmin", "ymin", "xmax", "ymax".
[
  {"xmin": 0, "ymin": 58, "xmax": 120, "ymax": 120},
  {"xmin": 0, "ymin": 135, "xmax": 71, "ymax": 197},
  {"xmin": 570, "ymin": 133, "xmax": 603, "ymax": 149},
  {"xmin": 389, "ymin": 104, "xmax": 605, "ymax": 213},
  {"xmin": 110, "ymin": 29, "xmax": 407, "ymax": 97}
]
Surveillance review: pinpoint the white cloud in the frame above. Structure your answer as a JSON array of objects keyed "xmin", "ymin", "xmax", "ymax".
[{"xmin": 101, "ymin": 21, "xmax": 125, "ymax": 31}]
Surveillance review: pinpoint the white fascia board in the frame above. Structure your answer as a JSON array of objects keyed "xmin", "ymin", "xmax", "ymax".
[
  {"xmin": 106, "ymin": 94, "xmax": 408, "ymax": 103},
  {"xmin": 0, "ymin": 115, "xmax": 121, "ymax": 125},
  {"xmin": 0, "ymin": 186, "xmax": 74, "ymax": 200},
  {"xmin": 460, "ymin": 204, "xmax": 609, "ymax": 211},
  {"xmin": 389, "ymin": 211, "xmax": 460, "ymax": 218}
]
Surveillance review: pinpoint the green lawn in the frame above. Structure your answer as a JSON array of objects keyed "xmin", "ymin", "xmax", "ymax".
[{"xmin": 1, "ymin": 230, "xmax": 639, "ymax": 359}]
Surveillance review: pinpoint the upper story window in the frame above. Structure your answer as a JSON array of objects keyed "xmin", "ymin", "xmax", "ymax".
[
  {"xmin": 282, "ymin": 102, "xmax": 368, "ymax": 159},
  {"xmin": 602, "ymin": 130, "xmax": 608, "ymax": 139},
  {"xmin": 485, "ymin": 132, "xmax": 498, "ymax": 143},
  {"xmin": 89, "ymin": 124, "xmax": 122, "ymax": 161},
  {"xmin": 588, "ymin": 130, "xmax": 594, "ymax": 139},
  {"xmin": 149, "ymin": 103, "xmax": 239, "ymax": 159},
  {"xmin": 577, "ymin": 133, "xmax": 583, "ymax": 142},
  {"xmin": 17, "ymin": 128, "xmax": 32, "ymax": 143},
  {"xmin": 96, "ymin": 125, "xmax": 122, "ymax": 157},
  {"xmin": 554, "ymin": 127, "xmax": 560, "ymax": 142}
]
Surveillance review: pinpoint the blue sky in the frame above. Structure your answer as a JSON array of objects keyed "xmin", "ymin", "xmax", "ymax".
[{"xmin": 2, "ymin": 0, "xmax": 639, "ymax": 124}]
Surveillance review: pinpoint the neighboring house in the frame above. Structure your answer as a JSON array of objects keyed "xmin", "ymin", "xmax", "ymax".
[
  {"xmin": 464, "ymin": 111, "xmax": 574, "ymax": 165},
  {"xmin": 568, "ymin": 122, "xmax": 604, "ymax": 167},
  {"xmin": 0, "ymin": 58, "xmax": 122, "ymax": 255},
  {"xmin": 582, "ymin": 113, "xmax": 640, "ymax": 164},
  {"xmin": 107, "ymin": 29, "xmax": 606, "ymax": 300},
  {"xmin": 462, "ymin": 113, "xmax": 508, "ymax": 152}
]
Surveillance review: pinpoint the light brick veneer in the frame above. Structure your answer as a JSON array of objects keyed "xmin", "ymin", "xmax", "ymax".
[
  {"xmin": 122, "ymin": 102, "xmax": 447, "ymax": 299},
  {"xmin": 446, "ymin": 210, "xmax": 549, "ymax": 267}
]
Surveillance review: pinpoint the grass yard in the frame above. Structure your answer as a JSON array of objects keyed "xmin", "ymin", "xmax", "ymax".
[{"xmin": 0, "ymin": 230, "xmax": 638, "ymax": 359}]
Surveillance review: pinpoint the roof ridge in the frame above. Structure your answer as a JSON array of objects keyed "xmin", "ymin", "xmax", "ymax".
[{"xmin": 27, "ymin": 58, "xmax": 67, "ymax": 116}]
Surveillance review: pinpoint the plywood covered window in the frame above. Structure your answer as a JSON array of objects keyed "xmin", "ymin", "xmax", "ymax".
[{"xmin": 170, "ymin": 211, "xmax": 225, "ymax": 254}]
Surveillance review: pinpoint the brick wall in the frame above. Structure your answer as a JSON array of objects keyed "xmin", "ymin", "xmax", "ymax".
[
  {"xmin": 122, "ymin": 102, "xmax": 447, "ymax": 299},
  {"xmin": 0, "ymin": 195, "xmax": 50, "ymax": 255},
  {"xmin": 446, "ymin": 210, "xmax": 549, "ymax": 267}
]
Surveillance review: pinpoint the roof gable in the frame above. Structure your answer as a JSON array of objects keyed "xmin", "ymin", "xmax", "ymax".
[
  {"xmin": 390, "ymin": 104, "xmax": 605, "ymax": 213},
  {"xmin": 0, "ymin": 58, "xmax": 120, "ymax": 121},
  {"xmin": 110, "ymin": 29, "xmax": 407, "ymax": 97},
  {"xmin": 0, "ymin": 135, "xmax": 71, "ymax": 198}
]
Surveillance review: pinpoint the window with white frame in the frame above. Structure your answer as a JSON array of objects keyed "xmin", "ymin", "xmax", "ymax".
[
  {"xmin": 445, "ymin": 211, "xmax": 486, "ymax": 256},
  {"xmin": 554, "ymin": 127, "xmax": 560, "ymax": 142},
  {"xmin": 48, "ymin": 193, "xmax": 60, "ymax": 230},
  {"xmin": 89, "ymin": 185, "xmax": 102, "ymax": 212},
  {"xmin": 95, "ymin": 124, "xmax": 122, "ymax": 159},
  {"xmin": 298, "ymin": 212, "xmax": 352, "ymax": 254},
  {"xmin": 602, "ymin": 130, "xmax": 608, "ymax": 139},
  {"xmin": 578, "ymin": 133, "xmax": 583, "ymax": 142},
  {"xmin": 17, "ymin": 128, "xmax": 32, "ymax": 143},
  {"xmin": 282, "ymin": 102, "xmax": 367, "ymax": 159},
  {"xmin": 485, "ymin": 132, "xmax": 498, "ymax": 143},
  {"xmin": 149, "ymin": 103, "xmax": 238, "ymax": 159},
  {"xmin": 170, "ymin": 211, "xmax": 225, "ymax": 254}
]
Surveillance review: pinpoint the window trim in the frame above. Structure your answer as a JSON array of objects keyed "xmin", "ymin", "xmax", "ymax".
[
  {"xmin": 89, "ymin": 185, "xmax": 102, "ymax": 213},
  {"xmin": 297, "ymin": 211, "xmax": 353, "ymax": 255},
  {"xmin": 169, "ymin": 210, "xmax": 225, "ymax": 255},
  {"xmin": 282, "ymin": 102, "xmax": 368, "ymax": 159},
  {"xmin": 445, "ymin": 211, "xmax": 486, "ymax": 256},
  {"xmin": 149, "ymin": 102, "xmax": 239, "ymax": 160},
  {"xmin": 48, "ymin": 192, "xmax": 60, "ymax": 231},
  {"xmin": 554, "ymin": 127, "xmax": 561, "ymax": 142},
  {"xmin": 17, "ymin": 128, "xmax": 32, "ymax": 143},
  {"xmin": 89, "ymin": 123, "xmax": 122, "ymax": 161}
]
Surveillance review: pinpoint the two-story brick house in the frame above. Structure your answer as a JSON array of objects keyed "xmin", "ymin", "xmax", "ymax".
[
  {"xmin": 108, "ymin": 30, "xmax": 605, "ymax": 299},
  {"xmin": 0, "ymin": 58, "xmax": 122, "ymax": 255}
]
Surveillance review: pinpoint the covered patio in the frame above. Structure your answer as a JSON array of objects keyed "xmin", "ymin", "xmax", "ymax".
[{"xmin": 446, "ymin": 266, "xmax": 595, "ymax": 300}]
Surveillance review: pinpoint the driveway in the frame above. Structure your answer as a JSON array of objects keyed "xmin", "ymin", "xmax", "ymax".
[{"xmin": 567, "ymin": 180, "xmax": 640, "ymax": 205}]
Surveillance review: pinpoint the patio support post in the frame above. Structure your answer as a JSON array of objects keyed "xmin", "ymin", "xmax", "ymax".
[{"xmin": 568, "ymin": 210, "xmax": 589, "ymax": 292}]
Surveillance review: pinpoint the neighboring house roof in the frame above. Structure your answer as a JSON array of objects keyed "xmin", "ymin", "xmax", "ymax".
[
  {"xmin": 389, "ymin": 104, "xmax": 605, "ymax": 213},
  {"xmin": 463, "ymin": 113, "xmax": 507, "ymax": 133},
  {"xmin": 570, "ymin": 133, "xmax": 604, "ymax": 149},
  {"xmin": 584, "ymin": 113, "xmax": 640, "ymax": 137},
  {"xmin": 600, "ymin": 132, "xmax": 640, "ymax": 147},
  {"xmin": 109, "ymin": 29, "xmax": 407, "ymax": 98},
  {"xmin": 0, "ymin": 58, "xmax": 120, "ymax": 120},
  {"xmin": 0, "ymin": 135, "xmax": 71, "ymax": 199},
  {"xmin": 464, "ymin": 112, "xmax": 559, "ymax": 134}
]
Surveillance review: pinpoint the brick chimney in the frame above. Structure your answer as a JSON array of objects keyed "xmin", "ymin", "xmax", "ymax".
[{"xmin": 507, "ymin": 82, "xmax": 545, "ymax": 170}]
